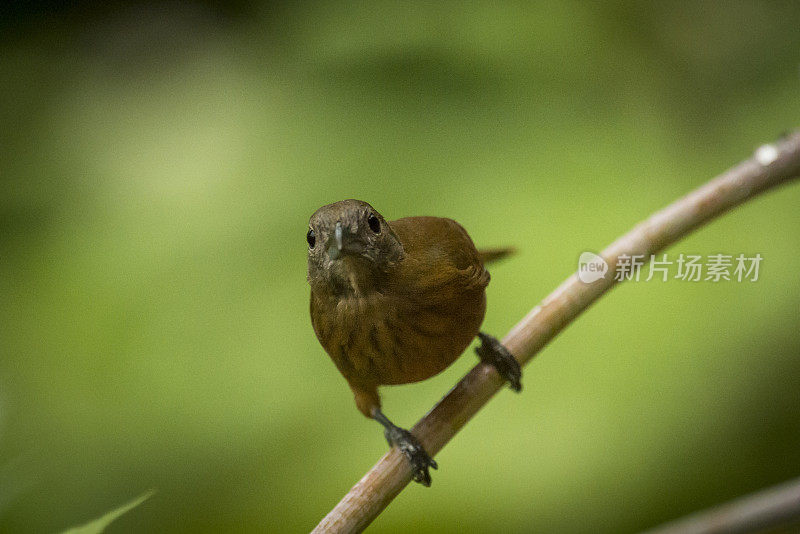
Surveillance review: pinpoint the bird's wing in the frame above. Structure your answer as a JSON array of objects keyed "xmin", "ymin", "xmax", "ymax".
[{"xmin": 388, "ymin": 216, "xmax": 490, "ymax": 298}]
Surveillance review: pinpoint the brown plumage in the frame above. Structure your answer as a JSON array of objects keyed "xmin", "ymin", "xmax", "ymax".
[{"xmin": 307, "ymin": 199, "xmax": 519, "ymax": 486}]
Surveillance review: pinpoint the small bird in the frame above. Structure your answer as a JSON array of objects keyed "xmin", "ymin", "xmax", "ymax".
[{"xmin": 307, "ymin": 199, "xmax": 521, "ymax": 486}]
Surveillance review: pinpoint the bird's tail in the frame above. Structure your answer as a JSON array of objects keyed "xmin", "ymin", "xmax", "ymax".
[{"xmin": 478, "ymin": 247, "xmax": 516, "ymax": 264}]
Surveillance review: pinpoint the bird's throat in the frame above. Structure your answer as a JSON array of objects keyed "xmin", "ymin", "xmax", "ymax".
[{"xmin": 321, "ymin": 256, "xmax": 383, "ymax": 298}]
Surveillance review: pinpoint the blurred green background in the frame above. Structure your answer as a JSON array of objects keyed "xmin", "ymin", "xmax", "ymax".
[{"xmin": 2, "ymin": 2, "xmax": 800, "ymax": 532}]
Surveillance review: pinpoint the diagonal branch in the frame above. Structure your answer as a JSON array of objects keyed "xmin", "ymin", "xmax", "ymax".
[
  {"xmin": 644, "ymin": 475, "xmax": 800, "ymax": 534},
  {"xmin": 313, "ymin": 131, "xmax": 800, "ymax": 534}
]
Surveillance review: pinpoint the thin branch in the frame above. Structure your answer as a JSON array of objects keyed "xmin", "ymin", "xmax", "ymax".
[
  {"xmin": 643, "ymin": 475, "xmax": 800, "ymax": 534},
  {"xmin": 313, "ymin": 131, "xmax": 800, "ymax": 534}
]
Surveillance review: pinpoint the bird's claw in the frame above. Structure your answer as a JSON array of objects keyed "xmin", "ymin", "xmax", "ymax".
[
  {"xmin": 384, "ymin": 426, "xmax": 438, "ymax": 486},
  {"xmin": 476, "ymin": 332, "xmax": 522, "ymax": 392}
]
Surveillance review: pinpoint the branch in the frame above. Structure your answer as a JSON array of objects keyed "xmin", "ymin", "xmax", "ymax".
[
  {"xmin": 313, "ymin": 131, "xmax": 800, "ymax": 533},
  {"xmin": 643, "ymin": 475, "xmax": 800, "ymax": 534}
]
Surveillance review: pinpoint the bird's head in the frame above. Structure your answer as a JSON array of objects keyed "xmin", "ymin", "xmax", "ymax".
[{"xmin": 306, "ymin": 199, "xmax": 404, "ymax": 295}]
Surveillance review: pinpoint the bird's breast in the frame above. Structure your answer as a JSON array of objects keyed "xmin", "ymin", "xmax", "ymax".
[{"xmin": 311, "ymin": 286, "xmax": 486, "ymax": 386}]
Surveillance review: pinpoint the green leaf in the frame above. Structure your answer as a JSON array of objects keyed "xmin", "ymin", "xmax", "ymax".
[{"xmin": 61, "ymin": 490, "xmax": 155, "ymax": 534}]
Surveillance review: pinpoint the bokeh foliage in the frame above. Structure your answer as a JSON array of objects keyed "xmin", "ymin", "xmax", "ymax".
[{"xmin": 2, "ymin": 2, "xmax": 800, "ymax": 532}]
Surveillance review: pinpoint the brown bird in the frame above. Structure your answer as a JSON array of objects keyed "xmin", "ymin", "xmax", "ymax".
[{"xmin": 307, "ymin": 199, "xmax": 521, "ymax": 486}]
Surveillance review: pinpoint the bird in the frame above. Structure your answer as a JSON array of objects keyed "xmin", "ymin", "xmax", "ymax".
[{"xmin": 307, "ymin": 199, "xmax": 521, "ymax": 486}]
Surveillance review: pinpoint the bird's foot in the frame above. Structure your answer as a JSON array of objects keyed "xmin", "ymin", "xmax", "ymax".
[
  {"xmin": 383, "ymin": 425, "xmax": 437, "ymax": 486},
  {"xmin": 476, "ymin": 332, "xmax": 522, "ymax": 392}
]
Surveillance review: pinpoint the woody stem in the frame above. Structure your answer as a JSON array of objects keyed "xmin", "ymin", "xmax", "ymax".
[{"xmin": 312, "ymin": 131, "xmax": 800, "ymax": 534}]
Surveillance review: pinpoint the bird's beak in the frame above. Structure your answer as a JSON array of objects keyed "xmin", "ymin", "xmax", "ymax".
[
  {"xmin": 334, "ymin": 222, "xmax": 343, "ymax": 252},
  {"xmin": 327, "ymin": 221, "xmax": 344, "ymax": 260},
  {"xmin": 327, "ymin": 221, "xmax": 364, "ymax": 260}
]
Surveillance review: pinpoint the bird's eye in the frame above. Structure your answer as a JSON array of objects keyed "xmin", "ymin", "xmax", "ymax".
[
  {"xmin": 367, "ymin": 213, "xmax": 381, "ymax": 233},
  {"xmin": 307, "ymin": 228, "xmax": 316, "ymax": 248}
]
